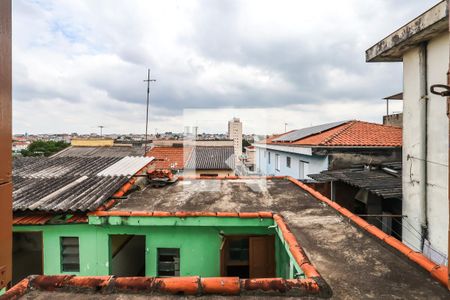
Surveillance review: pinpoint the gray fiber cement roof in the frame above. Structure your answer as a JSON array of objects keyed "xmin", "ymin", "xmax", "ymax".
[
  {"xmin": 12, "ymin": 156, "xmax": 151, "ymax": 213},
  {"xmin": 109, "ymin": 179, "xmax": 449, "ymax": 299},
  {"xmin": 185, "ymin": 146, "xmax": 235, "ymax": 170},
  {"xmin": 53, "ymin": 145, "xmax": 145, "ymax": 157}
]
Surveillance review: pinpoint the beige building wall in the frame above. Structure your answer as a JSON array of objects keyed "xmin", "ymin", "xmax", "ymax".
[
  {"xmin": 228, "ymin": 117, "xmax": 243, "ymax": 160},
  {"xmin": 71, "ymin": 138, "xmax": 114, "ymax": 147}
]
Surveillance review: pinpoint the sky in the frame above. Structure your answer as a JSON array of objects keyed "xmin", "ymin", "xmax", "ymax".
[{"xmin": 12, "ymin": 0, "xmax": 439, "ymax": 135}]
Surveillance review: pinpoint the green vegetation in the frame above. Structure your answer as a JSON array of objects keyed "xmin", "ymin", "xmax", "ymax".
[
  {"xmin": 20, "ymin": 140, "xmax": 69, "ymax": 157},
  {"xmin": 242, "ymin": 139, "xmax": 251, "ymax": 152}
]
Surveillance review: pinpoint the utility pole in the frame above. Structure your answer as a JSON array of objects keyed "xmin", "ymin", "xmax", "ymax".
[
  {"xmin": 98, "ymin": 125, "xmax": 104, "ymax": 137},
  {"xmin": 284, "ymin": 122, "xmax": 288, "ymax": 132},
  {"xmin": 143, "ymin": 69, "xmax": 156, "ymax": 155}
]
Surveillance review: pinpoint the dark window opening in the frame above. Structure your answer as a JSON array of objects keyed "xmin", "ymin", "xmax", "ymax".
[
  {"xmin": 221, "ymin": 235, "xmax": 274, "ymax": 278},
  {"xmin": 110, "ymin": 235, "xmax": 146, "ymax": 276},
  {"xmin": 61, "ymin": 237, "xmax": 80, "ymax": 272},
  {"xmin": 158, "ymin": 248, "xmax": 180, "ymax": 277},
  {"xmin": 286, "ymin": 156, "xmax": 291, "ymax": 168},
  {"xmin": 13, "ymin": 232, "xmax": 43, "ymax": 285},
  {"xmin": 200, "ymin": 173, "xmax": 218, "ymax": 177}
]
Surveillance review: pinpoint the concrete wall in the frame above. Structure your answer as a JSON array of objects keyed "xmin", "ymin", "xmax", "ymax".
[
  {"xmin": 13, "ymin": 219, "xmax": 298, "ymax": 279},
  {"xmin": 383, "ymin": 113, "xmax": 403, "ymax": 128},
  {"xmin": 255, "ymin": 147, "xmax": 328, "ymax": 179},
  {"xmin": 402, "ymin": 32, "xmax": 449, "ymax": 263},
  {"xmin": 424, "ymin": 32, "xmax": 449, "ymax": 263}
]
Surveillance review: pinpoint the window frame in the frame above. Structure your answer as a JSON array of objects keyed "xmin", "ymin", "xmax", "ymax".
[
  {"xmin": 275, "ymin": 154, "xmax": 280, "ymax": 171},
  {"xmin": 60, "ymin": 236, "xmax": 80, "ymax": 273},
  {"xmin": 157, "ymin": 247, "xmax": 180, "ymax": 277}
]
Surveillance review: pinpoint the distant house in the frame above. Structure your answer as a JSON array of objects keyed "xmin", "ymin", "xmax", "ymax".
[
  {"xmin": 243, "ymin": 146, "xmax": 256, "ymax": 171},
  {"xmin": 147, "ymin": 143, "xmax": 235, "ymax": 177},
  {"xmin": 147, "ymin": 145, "xmax": 188, "ymax": 172},
  {"xmin": 184, "ymin": 146, "xmax": 235, "ymax": 177},
  {"xmin": 366, "ymin": 0, "xmax": 449, "ymax": 264},
  {"xmin": 255, "ymin": 120, "xmax": 402, "ymax": 179}
]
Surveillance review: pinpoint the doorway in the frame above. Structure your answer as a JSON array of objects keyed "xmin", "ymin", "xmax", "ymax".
[
  {"xmin": 110, "ymin": 234, "xmax": 146, "ymax": 276},
  {"xmin": 220, "ymin": 235, "xmax": 275, "ymax": 278},
  {"xmin": 12, "ymin": 232, "xmax": 43, "ymax": 285}
]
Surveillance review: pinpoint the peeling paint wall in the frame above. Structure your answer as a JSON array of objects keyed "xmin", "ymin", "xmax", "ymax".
[
  {"xmin": 403, "ymin": 32, "xmax": 449, "ymax": 264},
  {"xmin": 13, "ymin": 219, "xmax": 299, "ymax": 279}
]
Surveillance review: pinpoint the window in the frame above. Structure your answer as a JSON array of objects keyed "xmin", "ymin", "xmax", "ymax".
[
  {"xmin": 286, "ymin": 157, "xmax": 291, "ymax": 168},
  {"xmin": 268, "ymin": 152, "xmax": 271, "ymax": 164},
  {"xmin": 275, "ymin": 154, "xmax": 280, "ymax": 171},
  {"xmin": 158, "ymin": 248, "xmax": 180, "ymax": 276},
  {"xmin": 61, "ymin": 237, "xmax": 80, "ymax": 272},
  {"xmin": 200, "ymin": 173, "xmax": 218, "ymax": 177}
]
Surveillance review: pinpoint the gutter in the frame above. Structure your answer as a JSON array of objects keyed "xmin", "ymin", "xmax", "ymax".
[
  {"xmin": 419, "ymin": 42, "xmax": 429, "ymax": 249},
  {"xmin": 286, "ymin": 176, "xmax": 448, "ymax": 287}
]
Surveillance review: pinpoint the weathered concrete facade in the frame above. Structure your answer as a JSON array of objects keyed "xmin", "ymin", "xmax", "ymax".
[
  {"xmin": 366, "ymin": 1, "xmax": 449, "ymax": 263},
  {"xmin": 13, "ymin": 217, "xmax": 299, "ymax": 280}
]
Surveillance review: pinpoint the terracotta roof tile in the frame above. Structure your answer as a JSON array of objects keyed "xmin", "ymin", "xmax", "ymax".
[
  {"xmin": 265, "ymin": 121, "xmax": 402, "ymax": 147},
  {"xmin": 147, "ymin": 146, "xmax": 192, "ymax": 170}
]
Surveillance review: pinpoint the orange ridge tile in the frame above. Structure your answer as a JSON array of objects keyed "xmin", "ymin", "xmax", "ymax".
[{"xmin": 286, "ymin": 176, "xmax": 448, "ymax": 287}]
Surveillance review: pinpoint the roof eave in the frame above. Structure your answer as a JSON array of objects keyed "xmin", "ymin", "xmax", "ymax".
[{"xmin": 366, "ymin": 1, "xmax": 448, "ymax": 63}]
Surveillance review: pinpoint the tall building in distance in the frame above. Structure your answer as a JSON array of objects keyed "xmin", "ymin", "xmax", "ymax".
[{"xmin": 228, "ymin": 117, "xmax": 242, "ymax": 161}]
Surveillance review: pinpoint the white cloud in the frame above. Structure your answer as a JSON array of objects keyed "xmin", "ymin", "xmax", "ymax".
[{"xmin": 12, "ymin": 0, "xmax": 438, "ymax": 134}]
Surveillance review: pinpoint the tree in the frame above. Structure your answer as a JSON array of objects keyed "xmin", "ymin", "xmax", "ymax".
[
  {"xmin": 20, "ymin": 140, "xmax": 69, "ymax": 157},
  {"xmin": 242, "ymin": 139, "xmax": 251, "ymax": 152}
]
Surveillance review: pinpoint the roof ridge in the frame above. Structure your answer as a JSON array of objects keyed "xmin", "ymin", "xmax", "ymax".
[
  {"xmin": 320, "ymin": 121, "xmax": 355, "ymax": 145},
  {"xmin": 352, "ymin": 119, "xmax": 402, "ymax": 129}
]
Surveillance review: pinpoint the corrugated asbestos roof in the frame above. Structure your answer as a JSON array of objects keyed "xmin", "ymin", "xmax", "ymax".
[
  {"xmin": 53, "ymin": 145, "xmax": 145, "ymax": 157},
  {"xmin": 309, "ymin": 162, "xmax": 402, "ymax": 199},
  {"xmin": 13, "ymin": 156, "xmax": 152, "ymax": 213},
  {"xmin": 185, "ymin": 146, "xmax": 234, "ymax": 170},
  {"xmin": 14, "ymin": 157, "xmax": 122, "ymax": 178},
  {"xmin": 273, "ymin": 121, "xmax": 348, "ymax": 142},
  {"xmin": 97, "ymin": 156, "xmax": 153, "ymax": 176}
]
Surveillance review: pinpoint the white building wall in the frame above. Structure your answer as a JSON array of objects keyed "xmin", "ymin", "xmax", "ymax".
[
  {"xmin": 425, "ymin": 32, "xmax": 449, "ymax": 262},
  {"xmin": 254, "ymin": 146, "xmax": 328, "ymax": 179},
  {"xmin": 402, "ymin": 47, "xmax": 426, "ymax": 253},
  {"xmin": 402, "ymin": 32, "xmax": 449, "ymax": 263}
]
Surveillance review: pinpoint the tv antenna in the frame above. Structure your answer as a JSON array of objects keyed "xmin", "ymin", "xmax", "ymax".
[{"xmin": 143, "ymin": 68, "xmax": 156, "ymax": 155}]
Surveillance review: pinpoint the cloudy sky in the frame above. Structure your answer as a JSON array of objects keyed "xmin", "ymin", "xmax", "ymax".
[{"xmin": 13, "ymin": 0, "xmax": 438, "ymax": 135}]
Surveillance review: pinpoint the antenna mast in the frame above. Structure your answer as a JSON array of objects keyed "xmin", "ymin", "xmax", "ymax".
[{"xmin": 143, "ymin": 68, "xmax": 156, "ymax": 155}]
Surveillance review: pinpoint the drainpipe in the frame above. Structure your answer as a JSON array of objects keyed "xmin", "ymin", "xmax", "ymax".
[{"xmin": 419, "ymin": 42, "xmax": 429, "ymax": 250}]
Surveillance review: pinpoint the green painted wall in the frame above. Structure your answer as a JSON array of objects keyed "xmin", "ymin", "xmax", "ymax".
[{"xmin": 14, "ymin": 217, "xmax": 302, "ymax": 279}]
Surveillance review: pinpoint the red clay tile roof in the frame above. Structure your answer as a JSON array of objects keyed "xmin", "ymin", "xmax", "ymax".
[
  {"xmin": 147, "ymin": 146, "xmax": 192, "ymax": 170},
  {"xmin": 265, "ymin": 121, "xmax": 402, "ymax": 147}
]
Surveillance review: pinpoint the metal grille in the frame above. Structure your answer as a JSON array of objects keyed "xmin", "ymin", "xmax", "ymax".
[
  {"xmin": 157, "ymin": 248, "xmax": 180, "ymax": 276},
  {"xmin": 61, "ymin": 237, "xmax": 80, "ymax": 272}
]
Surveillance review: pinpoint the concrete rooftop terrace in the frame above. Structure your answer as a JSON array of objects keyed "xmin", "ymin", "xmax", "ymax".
[{"xmin": 91, "ymin": 178, "xmax": 449, "ymax": 299}]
